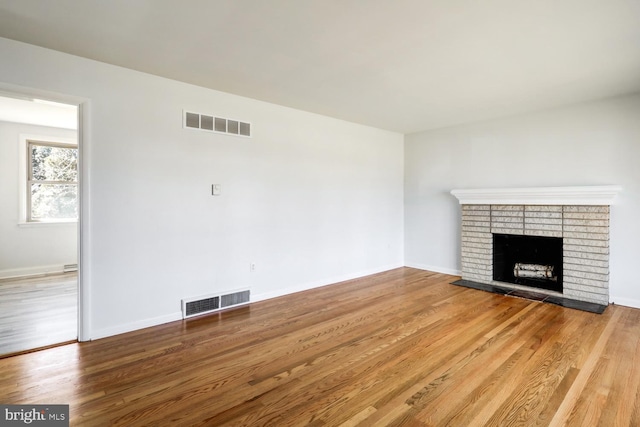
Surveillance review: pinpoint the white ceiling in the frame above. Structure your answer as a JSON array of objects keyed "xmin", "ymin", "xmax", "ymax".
[
  {"xmin": 0, "ymin": 95, "xmax": 77, "ymax": 130},
  {"xmin": 0, "ymin": 0, "xmax": 639, "ymax": 133}
]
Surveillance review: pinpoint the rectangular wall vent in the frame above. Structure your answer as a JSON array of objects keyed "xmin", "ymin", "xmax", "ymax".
[
  {"xmin": 185, "ymin": 296, "xmax": 219, "ymax": 317},
  {"xmin": 182, "ymin": 289, "xmax": 251, "ymax": 319},
  {"xmin": 221, "ymin": 290, "xmax": 250, "ymax": 308},
  {"xmin": 63, "ymin": 264, "xmax": 78, "ymax": 273},
  {"xmin": 183, "ymin": 110, "xmax": 251, "ymax": 137}
]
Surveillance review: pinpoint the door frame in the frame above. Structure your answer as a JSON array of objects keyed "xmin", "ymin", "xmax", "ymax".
[{"xmin": 0, "ymin": 82, "xmax": 91, "ymax": 342}]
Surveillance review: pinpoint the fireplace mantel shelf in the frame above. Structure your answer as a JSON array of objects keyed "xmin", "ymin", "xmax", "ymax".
[{"xmin": 451, "ymin": 185, "xmax": 622, "ymax": 206}]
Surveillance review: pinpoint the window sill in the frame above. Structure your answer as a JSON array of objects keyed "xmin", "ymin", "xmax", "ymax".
[{"xmin": 18, "ymin": 220, "xmax": 78, "ymax": 228}]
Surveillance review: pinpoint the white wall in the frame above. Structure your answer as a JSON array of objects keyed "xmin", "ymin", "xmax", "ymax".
[
  {"xmin": 0, "ymin": 37, "xmax": 405, "ymax": 339},
  {"xmin": 405, "ymin": 93, "xmax": 640, "ymax": 307},
  {"xmin": 0, "ymin": 121, "xmax": 77, "ymax": 278}
]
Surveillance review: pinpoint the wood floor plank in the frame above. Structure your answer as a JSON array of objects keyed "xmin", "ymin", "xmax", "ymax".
[
  {"xmin": 548, "ymin": 308, "xmax": 622, "ymax": 427},
  {"xmin": 408, "ymin": 304, "xmax": 558, "ymax": 425},
  {"xmin": 1, "ymin": 267, "xmax": 640, "ymax": 426},
  {"xmin": 0, "ymin": 272, "xmax": 77, "ymax": 356}
]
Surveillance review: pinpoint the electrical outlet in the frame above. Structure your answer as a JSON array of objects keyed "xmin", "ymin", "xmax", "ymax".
[{"xmin": 250, "ymin": 263, "xmax": 256, "ymax": 272}]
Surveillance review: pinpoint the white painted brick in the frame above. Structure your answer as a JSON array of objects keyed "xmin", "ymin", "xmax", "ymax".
[
  {"xmin": 492, "ymin": 216, "xmax": 524, "ymax": 224},
  {"xmin": 564, "ymin": 270, "xmax": 609, "ymax": 282},
  {"xmin": 461, "ymin": 241, "xmax": 492, "ymax": 250},
  {"xmin": 491, "ymin": 211, "xmax": 524, "ymax": 218},
  {"xmin": 525, "ymin": 217, "xmax": 563, "ymax": 225},
  {"xmin": 563, "ymin": 225, "xmax": 609, "ymax": 234},
  {"xmin": 462, "ymin": 206, "xmax": 490, "ymax": 213},
  {"xmin": 463, "ymin": 272, "xmax": 492, "ymax": 282},
  {"xmin": 563, "ymin": 244, "xmax": 609, "ymax": 256},
  {"xmin": 563, "ymin": 282, "xmax": 608, "ymax": 295},
  {"xmin": 462, "ymin": 216, "xmax": 491, "ymax": 223},
  {"xmin": 462, "ymin": 217, "xmax": 485, "ymax": 223},
  {"xmin": 462, "ymin": 261, "xmax": 491, "ymax": 271},
  {"xmin": 460, "ymin": 257, "xmax": 491, "ymax": 266},
  {"xmin": 463, "ymin": 226, "xmax": 491, "ymax": 233},
  {"xmin": 563, "ymin": 251, "xmax": 609, "ymax": 262},
  {"xmin": 562, "ymin": 231, "xmax": 609, "ymax": 241},
  {"xmin": 564, "ymin": 263, "xmax": 609, "ymax": 275},
  {"xmin": 563, "ymin": 289, "xmax": 608, "ymax": 305},
  {"xmin": 461, "ymin": 268, "xmax": 490, "ymax": 277},
  {"xmin": 463, "ymin": 210, "xmax": 491, "ymax": 216},
  {"xmin": 461, "ymin": 234, "xmax": 492, "ymax": 242},
  {"xmin": 563, "ymin": 218, "xmax": 609, "ymax": 227},
  {"xmin": 563, "ymin": 276, "xmax": 608, "ymax": 289},
  {"xmin": 525, "ymin": 223, "xmax": 563, "ymax": 231},
  {"xmin": 462, "ymin": 221, "xmax": 491, "ymax": 231},
  {"xmin": 461, "ymin": 252, "xmax": 491, "ymax": 260},
  {"xmin": 461, "ymin": 253, "xmax": 490, "ymax": 262},
  {"xmin": 524, "ymin": 229, "xmax": 563, "ymax": 238},
  {"xmin": 526, "ymin": 212, "xmax": 563, "ymax": 221},
  {"xmin": 492, "ymin": 228, "xmax": 524, "ymax": 235},
  {"xmin": 492, "ymin": 222, "xmax": 525, "ymax": 230},
  {"xmin": 563, "ymin": 206, "xmax": 609, "ymax": 213},
  {"xmin": 464, "ymin": 260, "xmax": 492, "ymax": 268},
  {"xmin": 525, "ymin": 205, "xmax": 562, "ymax": 212},
  {"xmin": 492, "ymin": 223, "xmax": 525, "ymax": 232},
  {"xmin": 461, "ymin": 259, "xmax": 492, "ymax": 268},
  {"xmin": 462, "ymin": 231, "xmax": 492, "ymax": 239},
  {"xmin": 461, "ymin": 255, "xmax": 492, "ymax": 264},
  {"xmin": 463, "ymin": 205, "xmax": 490, "ymax": 211},
  {"xmin": 564, "ymin": 238, "xmax": 609, "ymax": 248},
  {"xmin": 461, "ymin": 255, "xmax": 491, "ymax": 264},
  {"xmin": 463, "ymin": 218, "xmax": 490, "ymax": 225},
  {"xmin": 563, "ymin": 212, "xmax": 609, "ymax": 220},
  {"xmin": 564, "ymin": 257, "xmax": 608, "ymax": 268},
  {"xmin": 492, "ymin": 205, "xmax": 524, "ymax": 212}
]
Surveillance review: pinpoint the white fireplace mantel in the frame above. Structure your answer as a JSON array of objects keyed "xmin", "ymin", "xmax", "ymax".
[{"xmin": 450, "ymin": 185, "xmax": 622, "ymax": 206}]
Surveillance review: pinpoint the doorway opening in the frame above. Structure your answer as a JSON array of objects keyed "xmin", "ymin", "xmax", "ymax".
[{"xmin": 0, "ymin": 92, "xmax": 81, "ymax": 356}]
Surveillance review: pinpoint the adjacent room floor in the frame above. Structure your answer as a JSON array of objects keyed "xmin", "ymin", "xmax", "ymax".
[{"xmin": 0, "ymin": 272, "xmax": 77, "ymax": 356}]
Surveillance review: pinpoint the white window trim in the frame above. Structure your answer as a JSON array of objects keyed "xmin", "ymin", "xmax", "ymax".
[{"xmin": 18, "ymin": 133, "xmax": 78, "ymax": 226}]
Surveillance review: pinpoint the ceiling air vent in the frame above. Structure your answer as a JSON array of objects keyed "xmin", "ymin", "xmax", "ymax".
[
  {"xmin": 183, "ymin": 110, "xmax": 251, "ymax": 137},
  {"xmin": 182, "ymin": 289, "xmax": 251, "ymax": 319}
]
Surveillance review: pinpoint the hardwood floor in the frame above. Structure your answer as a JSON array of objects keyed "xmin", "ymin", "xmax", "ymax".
[
  {"xmin": 1, "ymin": 267, "xmax": 639, "ymax": 426},
  {"xmin": 0, "ymin": 272, "xmax": 77, "ymax": 356}
]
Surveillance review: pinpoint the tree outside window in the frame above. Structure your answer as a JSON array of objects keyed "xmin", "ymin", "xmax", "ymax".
[{"xmin": 27, "ymin": 140, "xmax": 78, "ymax": 221}]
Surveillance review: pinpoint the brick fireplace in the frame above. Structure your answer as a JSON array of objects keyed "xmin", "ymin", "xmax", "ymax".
[{"xmin": 451, "ymin": 186, "xmax": 621, "ymax": 306}]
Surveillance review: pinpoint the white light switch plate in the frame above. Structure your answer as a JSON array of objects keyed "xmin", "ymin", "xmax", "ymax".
[{"xmin": 212, "ymin": 184, "xmax": 222, "ymax": 196}]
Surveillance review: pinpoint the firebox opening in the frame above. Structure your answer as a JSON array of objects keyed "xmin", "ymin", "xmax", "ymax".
[{"xmin": 493, "ymin": 234, "xmax": 563, "ymax": 293}]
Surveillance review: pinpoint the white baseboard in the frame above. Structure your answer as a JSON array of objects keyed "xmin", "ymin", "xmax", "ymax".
[
  {"xmin": 89, "ymin": 264, "xmax": 405, "ymax": 341},
  {"xmin": 609, "ymin": 296, "xmax": 640, "ymax": 310},
  {"xmin": 0, "ymin": 264, "xmax": 67, "ymax": 280},
  {"xmin": 90, "ymin": 311, "xmax": 183, "ymax": 341},
  {"xmin": 252, "ymin": 263, "xmax": 405, "ymax": 303},
  {"xmin": 84, "ymin": 262, "xmax": 478, "ymax": 341},
  {"xmin": 404, "ymin": 262, "xmax": 461, "ymax": 276}
]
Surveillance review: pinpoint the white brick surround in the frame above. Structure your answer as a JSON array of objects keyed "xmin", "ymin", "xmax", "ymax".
[
  {"xmin": 452, "ymin": 186, "xmax": 621, "ymax": 306},
  {"xmin": 461, "ymin": 204, "xmax": 609, "ymax": 304}
]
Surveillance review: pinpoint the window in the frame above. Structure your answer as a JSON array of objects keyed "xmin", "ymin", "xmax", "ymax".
[{"xmin": 26, "ymin": 140, "xmax": 78, "ymax": 222}]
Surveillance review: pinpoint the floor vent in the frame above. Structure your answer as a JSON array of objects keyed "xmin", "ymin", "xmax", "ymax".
[
  {"xmin": 182, "ymin": 289, "xmax": 250, "ymax": 319},
  {"xmin": 183, "ymin": 110, "xmax": 251, "ymax": 137}
]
